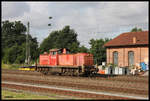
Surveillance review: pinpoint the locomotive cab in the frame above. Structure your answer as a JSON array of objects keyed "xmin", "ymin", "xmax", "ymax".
[
  {"xmin": 49, "ymin": 48, "xmax": 70, "ymax": 55},
  {"xmin": 49, "ymin": 49, "xmax": 59, "ymax": 55}
]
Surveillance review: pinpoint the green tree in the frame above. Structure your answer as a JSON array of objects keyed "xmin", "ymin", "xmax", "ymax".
[
  {"xmin": 39, "ymin": 25, "xmax": 80, "ymax": 53},
  {"xmin": 29, "ymin": 36, "xmax": 39, "ymax": 62},
  {"xmin": 79, "ymin": 45, "xmax": 89, "ymax": 53},
  {"xmin": 6, "ymin": 44, "xmax": 19, "ymax": 64},
  {"xmin": 39, "ymin": 30, "xmax": 59, "ymax": 53},
  {"xmin": 2, "ymin": 20, "xmax": 39, "ymax": 64},
  {"xmin": 2, "ymin": 20, "xmax": 26, "ymax": 49},
  {"xmin": 131, "ymin": 27, "xmax": 143, "ymax": 32},
  {"xmin": 89, "ymin": 38, "xmax": 111, "ymax": 65}
]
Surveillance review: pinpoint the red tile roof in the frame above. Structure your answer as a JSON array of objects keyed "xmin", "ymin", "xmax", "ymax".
[{"xmin": 104, "ymin": 31, "xmax": 149, "ymax": 47}]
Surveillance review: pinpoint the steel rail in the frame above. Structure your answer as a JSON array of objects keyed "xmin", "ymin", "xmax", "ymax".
[{"xmin": 2, "ymin": 81, "xmax": 148, "ymax": 100}]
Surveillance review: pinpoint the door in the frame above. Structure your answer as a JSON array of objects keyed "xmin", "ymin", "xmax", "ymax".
[
  {"xmin": 128, "ymin": 51, "xmax": 134, "ymax": 66},
  {"xmin": 50, "ymin": 51, "xmax": 58, "ymax": 66}
]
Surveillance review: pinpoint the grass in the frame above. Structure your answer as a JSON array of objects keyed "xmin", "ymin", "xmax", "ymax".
[
  {"xmin": 2, "ymin": 89, "xmax": 65, "ymax": 100},
  {"xmin": 1, "ymin": 63, "xmax": 22, "ymax": 70}
]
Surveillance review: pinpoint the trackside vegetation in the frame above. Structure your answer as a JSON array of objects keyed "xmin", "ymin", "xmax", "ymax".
[
  {"xmin": 2, "ymin": 90, "xmax": 66, "ymax": 99},
  {"xmin": 2, "ymin": 20, "xmax": 39, "ymax": 64}
]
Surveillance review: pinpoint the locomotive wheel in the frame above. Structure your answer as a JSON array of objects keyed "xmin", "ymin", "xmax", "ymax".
[
  {"xmin": 71, "ymin": 69, "xmax": 74, "ymax": 76},
  {"xmin": 89, "ymin": 72, "xmax": 94, "ymax": 77},
  {"xmin": 74, "ymin": 69, "xmax": 78, "ymax": 76},
  {"xmin": 42, "ymin": 71, "xmax": 48, "ymax": 75},
  {"xmin": 58, "ymin": 73, "xmax": 62, "ymax": 76},
  {"xmin": 71, "ymin": 68, "xmax": 75, "ymax": 76},
  {"xmin": 68, "ymin": 69, "xmax": 72, "ymax": 76},
  {"xmin": 40, "ymin": 68, "xmax": 48, "ymax": 75}
]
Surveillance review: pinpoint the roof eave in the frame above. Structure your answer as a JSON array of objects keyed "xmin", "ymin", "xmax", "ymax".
[{"xmin": 105, "ymin": 44, "xmax": 149, "ymax": 48}]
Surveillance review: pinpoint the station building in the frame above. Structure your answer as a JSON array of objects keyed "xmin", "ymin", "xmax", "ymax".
[{"xmin": 104, "ymin": 31, "xmax": 149, "ymax": 67}]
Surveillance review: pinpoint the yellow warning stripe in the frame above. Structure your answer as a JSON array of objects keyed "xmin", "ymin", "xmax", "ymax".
[{"xmin": 19, "ymin": 68, "xmax": 35, "ymax": 71}]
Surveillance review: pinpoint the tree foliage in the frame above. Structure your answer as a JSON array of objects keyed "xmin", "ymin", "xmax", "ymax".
[
  {"xmin": 78, "ymin": 45, "xmax": 89, "ymax": 53},
  {"xmin": 2, "ymin": 20, "xmax": 39, "ymax": 64},
  {"xmin": 2, "ymin": 20, "xmax": 26, "ymax": 48},
  {"xmin": 131, "ymin": 27, "xmax": 143, "ymax": 32},
  {"xmin": 39, "ymin": 26, "xmax": 80, "ymax": 53},
  {"xmin": 89, "ymin": 38, "xmax": 111, "ymax": 65}
]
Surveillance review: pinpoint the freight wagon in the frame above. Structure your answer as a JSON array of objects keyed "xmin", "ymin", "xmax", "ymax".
[{"xmin": 33, "ymin": 48, "xmax": 98, "ymax": 76}]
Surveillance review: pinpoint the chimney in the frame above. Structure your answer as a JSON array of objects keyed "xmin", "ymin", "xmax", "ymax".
[{"xmin": 133, "ymin": 37, "xmax": 136, "ymax": 44}]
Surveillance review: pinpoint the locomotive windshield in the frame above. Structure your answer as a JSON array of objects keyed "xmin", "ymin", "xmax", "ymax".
[
  {"xmin": 66, "ymin": 50, "xmax": 70, "ymax": 54},
  {"xmin": 52, "ymin": 51, "xmax": 57, "ymax": 55},
  {"xmin": 58, "ymin": 50, "xmax": 62, "ymax": 54},
  {"xmin": 49, "ymin": 48, "xmax": 70, "ymax": 55},
  {"xmin": 57, "ymin": 50, "xmax": 69, "ymax": 54}
]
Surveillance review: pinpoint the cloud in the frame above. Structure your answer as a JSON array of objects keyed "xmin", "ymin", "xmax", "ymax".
[
  {"xmin": 2, "ymin": 2, "xmax": 30, "ymax": 19},
  {"xmin": 100, "ymin": 2, "xmax": 148, "ymax": 24},
  {"xmin": 51, "ymin": 2, "xmax": 148, "ymax": 48},
  {"xmin": 2, "ymin": 2, "xmax": 148, "ymax": 48}
]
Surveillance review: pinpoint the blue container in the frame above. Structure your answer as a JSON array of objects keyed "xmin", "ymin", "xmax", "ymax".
[{"xmin": 140, "ymin": 62, "xmax": 147, "ymax": 71}]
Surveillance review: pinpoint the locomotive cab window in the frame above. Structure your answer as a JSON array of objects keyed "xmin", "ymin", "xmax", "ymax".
[
  {"xmin": 52, "ymin": 51, "xmax": 57, "ymax": 55},
  {"xmin": 66, "ymin": 50, "xmax": 70, "ymax": 54},
  {"xmin": 58, "ymin": 50, "xmax": 62, "ymax": 54}
]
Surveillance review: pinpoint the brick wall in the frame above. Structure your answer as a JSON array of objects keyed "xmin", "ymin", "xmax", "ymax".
[{"xmin": 106, "ymin": 46, "xmax": 149, "ymax": 67}]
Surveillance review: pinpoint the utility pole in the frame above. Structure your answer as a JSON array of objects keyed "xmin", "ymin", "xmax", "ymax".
[
  {"xmin": 25, "ymin": 22, "xmax": 31, "ymax": 64},
  {"xmin": 28, "ymin": 22, "xmax": 31, "ymax": 64},
  {"xmin": 25, "ymin": 24, "xmax": 28, "ymax": 64}
]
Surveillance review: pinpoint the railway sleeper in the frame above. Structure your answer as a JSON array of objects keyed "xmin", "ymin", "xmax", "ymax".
[{"xmin": 61, "ymin": 68, "xmax": 79, "ymax": 76}]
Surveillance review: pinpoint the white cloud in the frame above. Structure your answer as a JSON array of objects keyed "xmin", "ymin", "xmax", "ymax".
[
  {"xmin": 2, "ymin": 2, "xmax": 30, "ymax": 19},
  {"xmin": 2, "ymin": 2, "xmax": 148, "ymax": 48}
]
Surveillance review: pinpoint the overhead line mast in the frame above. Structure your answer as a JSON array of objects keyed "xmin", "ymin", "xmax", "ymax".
[{"xmin": 25, "ymin": 22, "xmax": 31, "ymax": 64}]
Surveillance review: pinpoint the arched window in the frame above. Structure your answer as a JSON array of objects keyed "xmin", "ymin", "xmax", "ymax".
[
  {"xmin": 113, "ymin": 51, "xmax": 118, "ymax": 66},
  {"xmin": 128, "ymin": 51, "xmax": 134, "ymax": 66}
]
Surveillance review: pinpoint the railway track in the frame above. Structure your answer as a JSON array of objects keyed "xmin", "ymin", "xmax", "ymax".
[
  {"xmin": 2, "ymin": 81, "xmax": 147, "ymax": 100},
  {"xmin": 2, "ymin": 73, "xmax": 148, "ymax": 91},
  {"xmin": 2, "ymin": 69, "xmax": 148, "ymax": 83},
  {"xmin": 2, "ymin": 76, "xmax": 148, "ymax": 96},
  {"xmin": 2, "ymin": 69, "xmax": 148, "ymax": 99},
  {"xmin": 3, "ymin": 73, "xmax": 148, "ymax": 90}
]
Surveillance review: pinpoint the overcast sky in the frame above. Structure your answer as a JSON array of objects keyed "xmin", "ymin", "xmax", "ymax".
[{"xmin": 2, "ymin": 2, "xmax": 148, "ymax": 48}]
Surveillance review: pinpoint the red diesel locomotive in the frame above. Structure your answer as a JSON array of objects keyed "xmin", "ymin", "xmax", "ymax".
[{"xmin": 35, "ymin": 48, "xmax": 98, "ymax": 76}]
